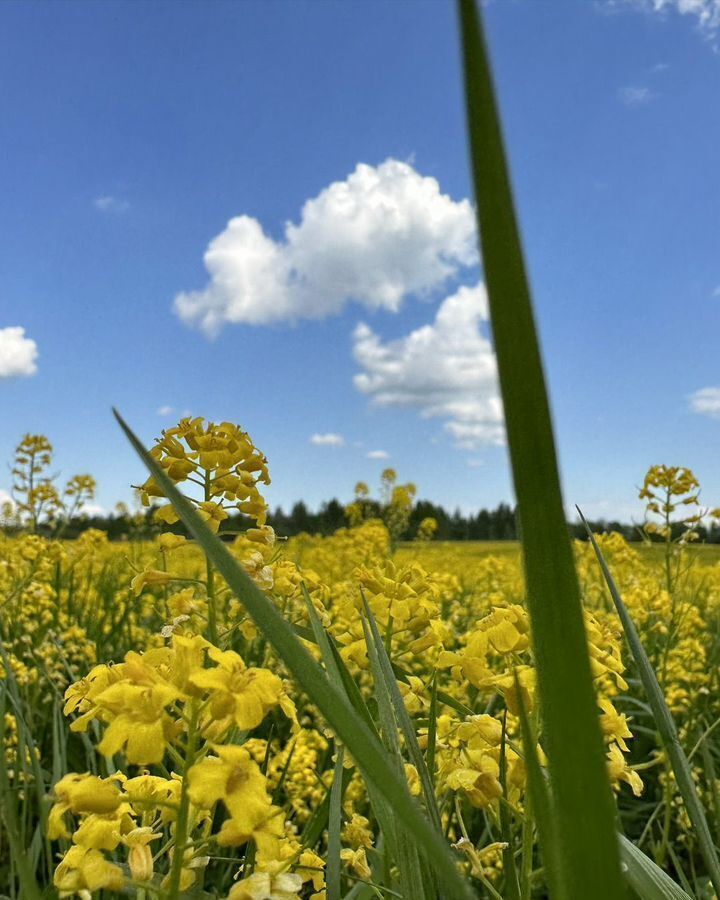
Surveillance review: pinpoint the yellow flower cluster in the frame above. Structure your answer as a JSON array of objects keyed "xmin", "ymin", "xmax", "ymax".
[{"xmin": 141, "ymin": 417, "xmax": 271, "ymax": 535}]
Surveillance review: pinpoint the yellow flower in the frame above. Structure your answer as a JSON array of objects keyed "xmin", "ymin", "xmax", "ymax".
[
  {"xmin": 598, "ymin": 698, "xmax": 634, "ymax": 752},
  {"xmin": 155, "ymin": 504, "xmax": 180, "ymax": 526},
  {"xmin": 73, "ymin": 813, "xmax": 126, "ymax": 851},
  {"xmin": 48, "ymin": 773, "xmax": 124, "ymax": 840},
  {"xmin": 95, "ymin": 681, "xmax": 179, "ymax": 764},
  {"xmin": 607, "ymin": 743, "xmax": 643, "ymax": 797},
  {"xmin": 198, "ymin": 500, "xmax": 229, "ymax": 533},
  {"xmin": 121, "ymin": 827, "xmax": 161, "ymax": 882},
  {"xmin": 53, "ymin": 773, "xmax": 122, "ymax": 815},
  {"xmin": 296, "ymin": 848, "xmax": 325, "ymax": 891},
  {"xmin": 342, "ymin": 813, "xmax": 373, "ymax": 849},
  {"xmin": 190, "ymin": 647, "xmax": 284, "ymax": 732},
  {"xmin": 131, "ymin": 567, "xmax": 174, "ymax": 596},
  {"xmin": 187, "ymin": 745, "xmax": 276, "ymax": 846},
  {"xmin": 228, "ymin": 872, "xmax": 303, "ymax": 900},
  {"xmin": 341, "ymin": 847, "xmax": 372, "ymax": 879},
  {"xmin": 158, "ymin": 531, "xmax": 186, "ymax": 550},
  {"xmin": 54, "ymin": 845, "xmax": 124, "ymax": 895}
]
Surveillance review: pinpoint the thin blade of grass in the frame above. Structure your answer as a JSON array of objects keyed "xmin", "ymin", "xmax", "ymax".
[
  {"xmin": 327, "ymin": 746, "xmax": 345, "ymax": 900},
  {"xmin": 302, "ymin": 584, "xmax": 380, "ymax": 741},
  {"xmin": 361, "ymin": 613, "xmax": 429, "ymax": 900},
  {"xmin": 513, "ymin": 671, "xmax": 561, "ymax": 898},
  {"xmin": 0, "ymin": 686, "xmax": 43, "ymax": 900},
  {"xmin": 426, "ymin": 671, "xmax": 438, "ymax": 787},
  {"xmin": 302, "ymin": 587, "xmax": 402, "ymax": 865},
  {"xmin": 578, "ymin": 507, "xmax": 720, "ymax": 898},
  {"xmin": 499, "ymin": 711, "xmax": 521, "ymax": 900},
  {"xmin": 619, "ymin": 834, "xmax": 694, "ymax": 900},
  {"xmin": 301, "ymin": 765, "xmax": 353, "ymax": 850},
  {"xmin": 360, "ymin": 591, "xmax": 442, "ymax": 834},
  {"xmin": 457, "ymin": 3, "xmax": 625, "ymax": 897},
  {"xmin": 114, "ymin": 409, "xmax": 474, "ymax": 900}
]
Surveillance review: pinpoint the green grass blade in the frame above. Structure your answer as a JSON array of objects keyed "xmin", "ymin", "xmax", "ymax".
[
  {"xmin": 327, "ymin": 746, "xmax": 345, "ymax": 900},
  {"xmin": 457, "ymin": 3, "xmax": 625, "ymax": 897},
  {"xmin": 0, "ymin": 685, "xmax": 43, "ymax": 900},
  {"xmin": 360, "ymin": 591, "xmax": 443, "ymax": 834},
  {"xmin": 499, "ymin": 712, "xmax": 521, "ymax": 900},
  {"xmin": 361, "ymin": 613, "xmax": 428, "ymax": 900},
  {"xmin": 302, "ymin": 585, "xmax": 380, "ymax": 741},
  {"xmin": 114, "ymin": 409, "xmax": 475, "ymax": 900},
  {"xmin": 301, "ymin": 764, "xmax": 353, "ymax": 851},
  {"xmin": 578, "ymin": 507, "xmax": 720, "ymax": 898},
  {"xmin": 619, "ymin": 834, "xmax": 694, "ymax": 900},
  {"xmin": 666, "ymin": 845, "xmax": 695, "ymax": 898},
  {"xmin": 514, "ymin": 670, "xmax": 561, "ymax": 898},
  {"xmin": 426, "ymin": 672, "xmax": 438, "ymax": 787}
]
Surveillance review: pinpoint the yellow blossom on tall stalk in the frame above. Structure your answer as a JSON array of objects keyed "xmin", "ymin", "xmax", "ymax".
[{"xmin": 9, "ymin": 433, "xmax": 96, "ymax": 534}]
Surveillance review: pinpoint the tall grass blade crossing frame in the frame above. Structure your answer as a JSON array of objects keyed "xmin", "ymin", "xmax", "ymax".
[{"xmin": 457, "ymin": 2, "xmax": 625, "ymax": 896}]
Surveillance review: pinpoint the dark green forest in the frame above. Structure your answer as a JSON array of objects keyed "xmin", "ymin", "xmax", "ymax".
[{"xmin": 19, "ymin": 497, "xmax": 720, "ymax": 543}]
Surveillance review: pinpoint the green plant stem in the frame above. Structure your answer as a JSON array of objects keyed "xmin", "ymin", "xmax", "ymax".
[
  {"xmin": 206, "ymin": 556, "xmax": 217, "ymax": 646},
  {"xmin": 204, "ymin": 471, "xmax": 218, "ymax": 645},
  {"xmin": 165, "ymin": 702, "xmax": 199, "ymax": 899}
]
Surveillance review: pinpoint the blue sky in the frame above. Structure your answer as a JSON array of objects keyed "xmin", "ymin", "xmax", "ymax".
[{"xmin": 2, "ymin": 0, "xmax": 719, "ymax": 521}]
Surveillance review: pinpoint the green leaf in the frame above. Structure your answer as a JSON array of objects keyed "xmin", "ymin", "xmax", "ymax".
[
  {"xmin": 457, "ymin": 2, "xmax": 625, "ymax": 897},
  {"xmin": 578, "ymin": 507, "xmax": 720, "ymax": 899},
  {"xmin": 114, "ymin": 409, "xmax": 475, "ymax": 900}
]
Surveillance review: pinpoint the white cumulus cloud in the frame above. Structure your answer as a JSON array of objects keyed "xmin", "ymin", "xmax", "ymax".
[
  {"xmin": 689, "ymin": 386, "xmax": 720, "ymax": 419},
  {"xmin": 353, "ymin": 283, "xmax": 504, "ymax": 450},
  {"xmin": 367, "ymin": 450, "xmax": 389, "ymax": 460},
  {"xmin": 0, "ymin": 327, "xmax": 38, "ymax": 379},
  {"xmin": 174, "ymin": 159, "xmax": 478, "ymax": 336},
  {"xmin": 310, "ymin": 433, "xmax": 345, "ymax": 447},
  {"xmin": 157, "ymin": 405, "xmax": 175, "ymax": 416}
]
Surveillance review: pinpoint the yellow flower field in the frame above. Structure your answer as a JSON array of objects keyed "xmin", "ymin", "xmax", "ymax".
[{"xmin": 2, "ymin": 415, "xmax": 720, "ymax": 899}]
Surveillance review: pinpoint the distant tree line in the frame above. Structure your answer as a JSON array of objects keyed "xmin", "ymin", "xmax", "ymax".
[{"xmin": 21, "ymin": 498, "xmax": 720, "ymax": 543}]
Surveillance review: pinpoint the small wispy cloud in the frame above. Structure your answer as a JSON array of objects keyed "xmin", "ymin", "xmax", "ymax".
[
  {"xmin": 157, "ymin": 405, "xmax": 174, "ymax": 416},
  {"xmin": 310, "ymin": 433, "xmax": 345, "ymax": 448},
  {"xmin": 604, "ymin": 1, "xmax": 720, "ymax": 39},
  {"xmin": 618, "ymin": 85, "xmax": 658, "ymax": 106},
  {"xmin": 466, "ymin": 458, "xmax": 484, "ymax": 468},
  {"xmin": 94, "ymin": 195, "xmax": 130, "ymax": 213},
  {"xmin": 80, "ymin": 502, "xmax": 108, "ymax": 518},
  {"xmin": 712, "ymin": 285, "xmax": 720, "ymax": 297},
  {"xmin": 689, "ymin": 386, "xmax": 720, "ymax": 419},
  {"xmin": 367, "ymin": 450, "xmax": 389, "ymax": 460}
]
